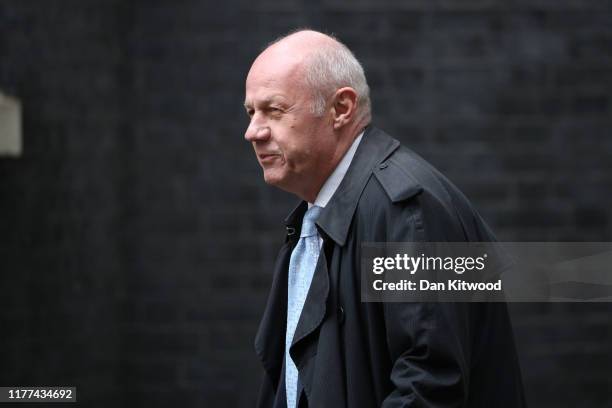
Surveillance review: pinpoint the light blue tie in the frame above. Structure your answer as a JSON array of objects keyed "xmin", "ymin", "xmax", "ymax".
[{"xmin": 285, "ymin": 205, "xmax": 322, "ymax": 408}]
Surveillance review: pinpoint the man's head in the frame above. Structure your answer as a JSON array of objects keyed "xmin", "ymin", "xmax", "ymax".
[{"xmin": 244, "ymin": 29, "xmax": 371, "ymax": 202}]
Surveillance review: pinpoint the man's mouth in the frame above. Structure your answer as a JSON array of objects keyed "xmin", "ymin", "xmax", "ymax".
[{"xmin": 258, "ymin": 153, "xmax": 281, "ymax": 164}]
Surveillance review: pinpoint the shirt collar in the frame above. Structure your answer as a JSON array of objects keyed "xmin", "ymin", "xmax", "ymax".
[{"xmin": 308, "ymin": 131, "xmax": 364, "ymax": 209}]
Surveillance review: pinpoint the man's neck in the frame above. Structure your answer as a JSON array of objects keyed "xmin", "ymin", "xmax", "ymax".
[
  {"xmin": 298, "ymin": 122, "xmax": 369, "ymax": 203},
  {"xmin": 309, "ymin": 130, "xmax": 365, "ymax": 208}
]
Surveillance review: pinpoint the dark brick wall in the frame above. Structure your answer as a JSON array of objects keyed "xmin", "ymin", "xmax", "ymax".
[{"xmin": 0, "ymin": 1, "xmax": 611, "ymax": 406}]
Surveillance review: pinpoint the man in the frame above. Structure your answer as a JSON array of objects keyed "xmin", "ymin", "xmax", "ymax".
[{"xmin": 244, "ymin": 29, "xmax": 525, "ymax": 407}]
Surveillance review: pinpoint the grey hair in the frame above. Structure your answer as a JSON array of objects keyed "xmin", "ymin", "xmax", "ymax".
[{"xmin": 269, "ymin": 30, "xmax": 372, "ymax": 122}]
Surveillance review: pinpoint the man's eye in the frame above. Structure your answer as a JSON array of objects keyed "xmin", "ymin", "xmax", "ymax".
[
  {"xmin": 268, "ymin": 107, "xmax": 283, "ymax": 115},
  {"xmin": 246, "ymin": 109, "xmax": 254, "ymax": 117}
]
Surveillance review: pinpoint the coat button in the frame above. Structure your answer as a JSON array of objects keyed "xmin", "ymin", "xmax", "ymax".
[{"xmin": 338, "ymin": 306, "xmax": 345, "ymax": 325}]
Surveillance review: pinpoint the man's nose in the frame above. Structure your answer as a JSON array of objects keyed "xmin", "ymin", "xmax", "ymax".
[{"xmin": 244, "ymin": 115, "xmax": 271, "ymax": 142}]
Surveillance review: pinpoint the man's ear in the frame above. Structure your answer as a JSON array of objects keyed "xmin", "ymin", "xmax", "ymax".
[{"xmin": 332, "ymin": 87, "xmax": 358, "ymax": 130}]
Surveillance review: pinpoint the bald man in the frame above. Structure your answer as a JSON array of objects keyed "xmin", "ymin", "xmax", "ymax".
[{"xmin": 246, "ymin": 30, "xmax": 525, "ymax": 408}]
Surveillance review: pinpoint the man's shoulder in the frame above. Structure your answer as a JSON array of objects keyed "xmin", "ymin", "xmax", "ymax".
[
  {"xmin": 356, "ymin": 127, "xmax": 494, "ymax": 241},
  {"xmin": 370, "ymin": 143, "xmax": 437, "ymax": 204},
  {"xmin": 360, "ymin": 128, "xmax": 455, "ymax": 208}
]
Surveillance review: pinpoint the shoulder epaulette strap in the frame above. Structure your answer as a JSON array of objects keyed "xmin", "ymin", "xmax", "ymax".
[{"xmin": 373, "ymin": 158, "xmax": 423, "ymax": 203}]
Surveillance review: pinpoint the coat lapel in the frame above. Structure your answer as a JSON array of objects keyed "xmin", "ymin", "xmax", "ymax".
[
  {"xmin": 291, "ymin": 240, "xmax": 330, "ymax": 347},
  {"xmin": 254, "ymin": 202, "xmax": 306, "ymax": 388},
  {"xmin": 316, "ymin": 126, "xmax": 400, "ymax": 247},
  {"xmin": 290, "ymin": 242, "xmax": 331, "ymax": 402}
]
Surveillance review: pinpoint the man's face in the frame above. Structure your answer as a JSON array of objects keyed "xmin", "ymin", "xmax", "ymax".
[{"xmin": 244, "ymin": 53, "xmax": 336, "ymax": 200}]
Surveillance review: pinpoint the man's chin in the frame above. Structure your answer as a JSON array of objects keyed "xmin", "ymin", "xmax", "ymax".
[
  {"xmin": 262, "ymin": 170, "xmax": 285, "ymax": 187},
  {"xmin": 263, "ymin": 170, "xmax": 296, "ymax": 193}
]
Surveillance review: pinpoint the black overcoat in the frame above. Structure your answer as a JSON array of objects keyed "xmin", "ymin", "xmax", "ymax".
[{"xmin": 255, "ymin": 126, "xmax": 526, "ymax": 407}]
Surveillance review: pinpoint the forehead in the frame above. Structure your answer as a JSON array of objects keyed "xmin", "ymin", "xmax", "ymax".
[
  {"xmin": 244, "ymin": 76, "xmax": 291, "ymax": 106},
  {"xmin": 244, "ymin": 49, "xmax": 306, "ymax": 105}
]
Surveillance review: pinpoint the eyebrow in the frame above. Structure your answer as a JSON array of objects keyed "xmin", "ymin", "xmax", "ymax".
[{"xmin": 244, "ymin": 95, "xmax": 286, "ymax": 109}]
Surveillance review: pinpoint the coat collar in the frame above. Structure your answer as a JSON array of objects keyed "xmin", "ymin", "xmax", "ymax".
[{"xmin": 284, "ymin": 126, "xmax": 401, "ymax": 246}]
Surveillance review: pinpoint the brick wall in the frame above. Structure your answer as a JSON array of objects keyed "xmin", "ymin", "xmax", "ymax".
[{"xmin": 1, "ymin": 1, "xmax": 611, "ymax": 406}]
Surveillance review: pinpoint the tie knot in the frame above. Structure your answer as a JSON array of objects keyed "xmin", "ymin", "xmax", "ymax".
[{"xmin": 300, "ymin": 206, "xmax": 322, "ymax": 237}]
